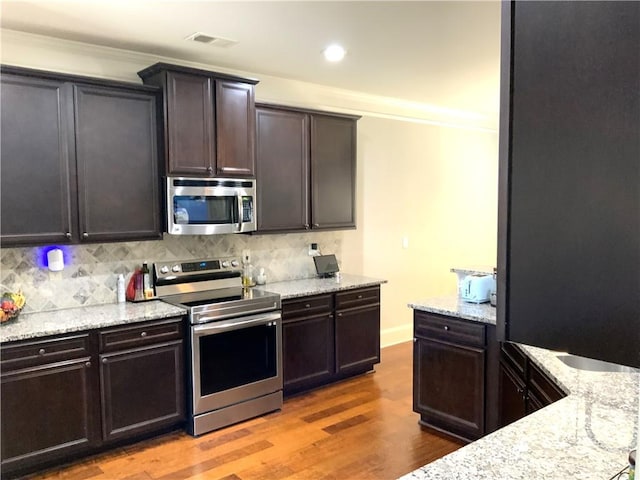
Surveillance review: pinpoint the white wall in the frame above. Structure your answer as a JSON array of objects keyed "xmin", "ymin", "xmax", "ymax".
[{"xmin": 0, "ymin": 29, "xmax": 498, "ymax": 346}]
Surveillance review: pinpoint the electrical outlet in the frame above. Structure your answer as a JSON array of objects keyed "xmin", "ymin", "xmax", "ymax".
[{"xmin": 308, "ymin": 243, "xmax": 319, "ymax": 256}]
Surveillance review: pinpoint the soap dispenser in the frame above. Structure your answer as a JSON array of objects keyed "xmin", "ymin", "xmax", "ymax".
[{"xmin": 256, "ymin": 268, "xmax": 267, "ymax": 285}]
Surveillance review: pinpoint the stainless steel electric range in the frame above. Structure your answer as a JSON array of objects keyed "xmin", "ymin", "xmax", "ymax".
[{"xmin": 154, "ymin": 257, "xmax": 282, "ymax": 436}]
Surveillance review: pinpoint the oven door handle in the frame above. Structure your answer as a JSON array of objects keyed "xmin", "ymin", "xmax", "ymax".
[{"xmin": 193, "ymin": 312, "xmax": 280, "ymax": 335}]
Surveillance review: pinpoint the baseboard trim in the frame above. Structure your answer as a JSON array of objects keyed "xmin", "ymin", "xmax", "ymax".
[{"xmin": 381, "ymin": 324, "xmax": 413, "ymax": 349}]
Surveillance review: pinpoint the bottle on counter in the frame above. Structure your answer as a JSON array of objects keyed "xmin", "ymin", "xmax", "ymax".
[
  {"xmin": 242, "ymin": 253, "xmax": 254, "ymax": 288},
  {"xmin": 630, "ymin": 450, "xmax": 635, "ymax": 480},
  {"xmin": 256, "ymin": 267, "xmax": 266, "ymax": 285},
  {"xmin": 141, "ymin": 262, "xmax": 153, "ymax": 299},
  {"xmin": 117, "ymin": 274, "xmax": 125, "ymax": 303}
]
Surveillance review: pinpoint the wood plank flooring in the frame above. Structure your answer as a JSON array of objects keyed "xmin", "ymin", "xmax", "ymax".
[{"xmin": 25, "ymin": 341, "xmax": 463, "ymax": 480}]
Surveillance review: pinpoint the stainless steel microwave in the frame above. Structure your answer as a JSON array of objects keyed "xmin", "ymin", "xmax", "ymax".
[{"xmin": 166, "ymin": 177, "xmax": 256, "ymax": 235}]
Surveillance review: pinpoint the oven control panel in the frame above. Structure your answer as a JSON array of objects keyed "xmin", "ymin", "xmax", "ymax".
[{"xmin": 154, "ymin": 257, "xmax": 240, "ymax": 279}]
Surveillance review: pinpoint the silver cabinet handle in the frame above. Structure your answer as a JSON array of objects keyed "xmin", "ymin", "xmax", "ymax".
[
  {"xmin": 85, "ymin": 361, "xmax": 91, "ymax": 368},
  {"xmin": 313, "ymin": 223, "xmax": 319, "ymax": 228},
  {"xmin": 337, "ymin": 312, "xmax": 343, "ymax": 317},
  {"xmin": 357, "ymin": 295, "xmax": 363, "ymax": 299},
  {"xmin": 305, "ymin": 304, "xmax": 311, "ymax": 308},
  {"xmin": 102, "ymin": 358, "xmax": 108, "ymax": 364},
  {"xmin": 444, "ymin": 326, "xmax": 450, "ymax": 331},
  {"xmin": 82, "ymin": 232, "xmax": 89, "ymax": 238},
  {"xmin": 140, "ymin": 331, "xmax": 147, "ymax": 337},
  {"xmin": 38, "ymin": 348, "xmax": 45, "ymax": 356},
  {"xmin": 65, "ymin": 232, "xmax": 72, "ymax": 239}
]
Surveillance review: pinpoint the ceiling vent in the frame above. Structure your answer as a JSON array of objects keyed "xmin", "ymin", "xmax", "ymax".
[{"xmin": 185, "ymin": 32, "xmax": 238, "ymax": 48}]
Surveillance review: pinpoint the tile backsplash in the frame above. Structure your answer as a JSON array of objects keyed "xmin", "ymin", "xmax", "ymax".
[{"xmin": 0, "ymin": 231, "xmax": 344, "ymax": 313}]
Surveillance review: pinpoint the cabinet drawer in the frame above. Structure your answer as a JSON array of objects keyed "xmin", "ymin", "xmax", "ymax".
[
  {"xmin": 528, "ymin": 362, "xmax": 566, "ymax": 405},
  {"xmin": 414, "ymin": 312, "xmax": 485, "ymax": 348},
  {"xmin": 335, "ymin": 287, "xmax": 380, "ymax": 310},
  {"xmin": 99, "ymin": 318, "xmax": 183, "ymax": 353},
  {"xmin": 282, "ymin": 294, "xmax": 333, "ymax": 320},
  {"xmin": 501, "ymin": 342, "xmax": 527, "ymax": 377},
  {"xmin": 1, "ymin": 334, "xmax": 91, "ymax": 371}
]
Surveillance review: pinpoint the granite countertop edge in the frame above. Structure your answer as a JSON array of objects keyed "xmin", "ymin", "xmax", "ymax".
[
  {"xmin": 257, "ymin": 274, "xmax": 387, "ymax": 299},
  {"xmin": 403, "ymin": 295, "xmax": 638, "ymax": 480},
  {"xmin": 408, "ymin": 296, "xmax": 496, "ymax": 325},
  {"xmin": 1, "ymin": 274, "xmax": 386, "ymax": 343}
]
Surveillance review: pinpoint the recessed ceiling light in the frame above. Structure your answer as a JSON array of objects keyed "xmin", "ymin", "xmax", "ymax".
[{"xmin": 323, "ymin": 44, "xmax": 346, "ymax": 62}]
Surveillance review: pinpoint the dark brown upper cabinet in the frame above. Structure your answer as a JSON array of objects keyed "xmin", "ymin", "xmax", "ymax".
[
  {"xmin": 138, "ymin": 63, "xmax": 258, "ymax": 178},
  {"xmin": 497, "ymin": 1, "xmax": 640, "ymax": 367},
  {"xmin": 255, "ymin": 104, "xmax": 359, "ymax": 232},
  {"xmin": 0, "ymin": 66, "xmax": 162, "ymax": 247}
]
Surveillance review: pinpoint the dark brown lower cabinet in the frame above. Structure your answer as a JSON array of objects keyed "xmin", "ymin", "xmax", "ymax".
[
  {"xmin": 282, "ymin": 286, "xmax": 381, "ymax": 396},
  {"xmin": 413, "ymin": 311, "xmax": 496, "ymax": 442},
  {"xmin": 100, "ymin": 341, "xmax": 184, "ymax": 442},
  {"xmin": 498, "ymin": 342, "xmax": 566, "ymax": 428},
  {"xmin": 0, "ymin": 334, "xmax": 99, "ymax": 478},
  {"xmin": 335, "ymin": 288, "xmax": 381, "ymax": 375},
  {"xmin": 0, "ymin": 317, "xmax": 185, "ymax": 479},
  {"xmin": 498, "ymin": 359, "xmax": 527, "ymax": 426},
  {"xmin": 282, "ymin": 310, "xmax": 334, "ymax": 393}
]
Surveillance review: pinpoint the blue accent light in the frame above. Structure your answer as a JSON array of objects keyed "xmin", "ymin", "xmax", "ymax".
[{"xmin": 38, "ymin": 246, "xmax": 70, "ymax": 270}]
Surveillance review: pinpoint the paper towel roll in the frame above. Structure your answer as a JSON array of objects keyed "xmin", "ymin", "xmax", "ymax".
[{"xmin": 47, "ymin": 248, "xmax": 64, "ymax": 272}]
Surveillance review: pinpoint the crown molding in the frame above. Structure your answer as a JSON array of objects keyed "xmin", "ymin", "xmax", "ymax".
[{"xmin": 0, "ymin": 29, "xmax": 497, "ymax": 130}]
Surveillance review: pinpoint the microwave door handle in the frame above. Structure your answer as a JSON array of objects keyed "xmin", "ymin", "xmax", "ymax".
[{"xmin": 237, "ymin": 194, "xmax": 243, "ymax": 232}]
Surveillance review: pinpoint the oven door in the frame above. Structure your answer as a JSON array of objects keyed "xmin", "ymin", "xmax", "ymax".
[{"xmin": 190, "ymin": 311, "xmax": 282, "ymax": 416}]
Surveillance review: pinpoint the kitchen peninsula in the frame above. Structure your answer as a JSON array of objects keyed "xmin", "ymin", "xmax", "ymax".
[{"xmin": 407, "ymin": 296, "xmax": 638, "ymax": 479}]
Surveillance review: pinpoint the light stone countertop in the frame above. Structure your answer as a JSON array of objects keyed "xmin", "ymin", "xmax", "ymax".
[
  {"xmin": 1, "ymin": 274, "xmax": 385, "ymax": 343},
  {"xmin": 404, "ymin": 296, "xmax": 638, "ymax": 480},
  {"xmin": 0, "ymin": 301, "xmax": 187, "ymax": 343},
  {"xmin": 254, "ymin": 274, "xmax": 387, "ymax": 299},
  {"xmin": 408, "ymin": 296, "xmax": 496, "ymax": 325}
]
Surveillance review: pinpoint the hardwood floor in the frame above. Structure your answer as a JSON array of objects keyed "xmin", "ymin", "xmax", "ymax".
[{"xmin": 25, "ymin": 341, "xmax": 463, "ymax": 480}]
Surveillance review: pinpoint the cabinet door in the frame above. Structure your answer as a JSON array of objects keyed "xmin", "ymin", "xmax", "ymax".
[
  {"xmin": 216, "ymin": 80, "xmax": 256, "ymax": 177},
  {"xmin": 335, "ymin": 304, "xmax": 380, "ymax": 374},
  {"xmin": 498, "ymin": 360, "xmax": 527, "ymax": 428},
  {"xmin": 99, "ymin": 341, "xmax": 184, "ymax": 442},
  {"xmin": 499, "ymin": 1, "xmax": 640, "ymax": 367},
  {"xmin": 310, "ymin": 114, "xmax": 357, "ymax": 229},
  {"xmin": 282, "ymin": 313, "xmax": 334, "ymax": 394},
  {"xmin": 0, "ymin": 74, "xmax": 75, "ymax": 246},
  {"xmin": 74, "ymin": 85, "xmax": 161, "ymax": 242},
  {"xmin": 1, "ymin": 358, "xmax": 98, "ymax": 475},
  {"xmin": 166, "ymin": 71, "xmax": 215, "ymax": 175},
  {"xmin": 256, "ymin": 107, "xmax": 310, "ymax": 231},
  {"xmin": 527, "ymin": 362, "xmax": 565, "ymax": 411},
  {"xmin": 413, "ymin": 337, "xmax": 485, "ymax": 441}
]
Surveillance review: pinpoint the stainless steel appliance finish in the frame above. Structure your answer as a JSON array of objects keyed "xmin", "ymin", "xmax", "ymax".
[
  {"xmin": 154, "ymin": 257, "xmax": 282, "ymax": 436},
  {"xmin": 166, "ymin": 177, "xmax": 256, "ymax": 235}
]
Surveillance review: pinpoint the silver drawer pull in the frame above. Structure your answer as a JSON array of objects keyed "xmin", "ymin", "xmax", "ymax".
[
  {"xmin": 305, "ymin": 304, "xmax": 311, "ymax": 308},
  {"xmin": 357, "ymin": 295, "xmax": 363, "ymax": 299},
  {"xmin": 444, "ymin": 326, "xmax": 450, "ymax": 331},
  {"xmin": 38, "ymin": 348, "xmax": 45, "ymax": 356},
  {"xmin": 140, "ymin": 331, "xmax": 147, "ymax": 337},
  {"xmin": 85, "ymin": 361, "xmax": 91, "ymax": 368}
]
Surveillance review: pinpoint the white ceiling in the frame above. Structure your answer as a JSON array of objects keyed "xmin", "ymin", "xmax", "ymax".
[{"xmin": 0, "ymin": 1, "xmax": 501, "ymax": 116}]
